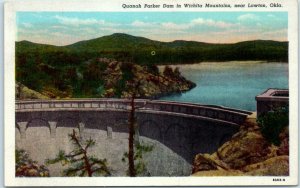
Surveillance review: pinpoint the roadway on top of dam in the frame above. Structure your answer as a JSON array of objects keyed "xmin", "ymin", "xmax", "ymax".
[{"xmin": 16, "ymin": 98, "xmax": 252, "ymax": 127}]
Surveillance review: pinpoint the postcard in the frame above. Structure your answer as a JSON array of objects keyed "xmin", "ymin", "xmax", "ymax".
[{"xmin": 4, "ymin": 0, "xmax": 298, "ymax": 186}]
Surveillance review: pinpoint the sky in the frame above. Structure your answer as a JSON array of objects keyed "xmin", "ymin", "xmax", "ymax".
[{"xmin": 16, "ymin": 12, "xmax": 288, "ymax": 46}]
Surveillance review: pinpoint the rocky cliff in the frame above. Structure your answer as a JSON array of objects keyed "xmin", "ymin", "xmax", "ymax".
[{"xmin": 192, "ymin": 113, "xmax": 289, "ymax": 176}]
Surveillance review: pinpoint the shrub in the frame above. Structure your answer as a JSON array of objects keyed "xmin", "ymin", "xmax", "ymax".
[
  {"xmin": 16, "ymin": 149, "xmax": 49, "ymax": 177},
  {"xmin": 257, "ymin": 106, "xmax": 289, "ymax": 146}
]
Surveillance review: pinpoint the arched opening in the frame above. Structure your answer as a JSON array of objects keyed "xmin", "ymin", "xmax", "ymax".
[
  {"xmin": 26, "ymin": 118, "xmax": 51, "ymax": 139},
  {"xmin": 55, "ymin": 117, "xmax": 80, "ymax": 152},
  {"xmin": 163, "ymin": 123, "xmax": 189, "ymax": 143},
  {"xmin": 85, "ymin": 117, "xmax": 108, "ymax": 139},
  {"xmin": 56, "ymin": 117, "xmax": 78, "ymax": 128},
  {"xmin": 85, "ymin": 117, "xmax": 107, "ymax": 131},
  {"xmin": 113, "ymin": 118, "xmax": 128, "ymax": 139},
  {"xmin": 139, "ymin": 120, "xmax": 162, "ymax": 141},
  {"xmin": 26, "ymin": 118, "xmax": 50, "ymax": 129}
]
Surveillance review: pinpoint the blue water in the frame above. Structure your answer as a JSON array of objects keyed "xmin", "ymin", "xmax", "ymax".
[{"xmin": 160, "ymin": 61, "xmax": 288, "ymax": 111}]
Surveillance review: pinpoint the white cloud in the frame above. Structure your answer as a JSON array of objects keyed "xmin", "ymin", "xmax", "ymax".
[
  {"xmin": 267, "ymin": 14, "xmax": 275, "ymax": 18},
  {"xmin": 51, "ymin": 32, "xmax": 64, "ymax": 37},
  {"xmin": 18, "ymin": 28, "xmax": 49, "ymax": 35},
  {"xmin": 131, "ymin": 20, "xmax": 153, "ymax": 27},
  {"xmin": 22, "ymin": 23, "xmax": 32, "ymax": 28},
  {"xmin": 54, "ymin": 15, "xmax": 104, "ymax": 26},
  {"xmin": 262, "ymin": 29, "xmax": 287, "ymax": 37},
  {"xmin": 191, "ymin": 18, "xmax": 235, "ymax": 28},
  {"xmin": 237, "ymin": 14, "xmax": 259, "ymax": 21},
  {"xmin": 160, "ymin": 18, "xmax": 235, "ymax": 31},
  {"xmin": 161, "ymin": 22, "xmax": 190, "ymax": 30}
]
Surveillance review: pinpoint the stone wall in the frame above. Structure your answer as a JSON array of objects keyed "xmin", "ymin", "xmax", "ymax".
[{"xmin": 256, "ymin": 89, "xmax": 289, "ymax": 117}]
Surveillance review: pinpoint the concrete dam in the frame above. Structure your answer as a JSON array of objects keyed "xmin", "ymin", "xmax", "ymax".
[{"xmin": 15, "ymin": 99, "xmax": 251, "ymax": 176}]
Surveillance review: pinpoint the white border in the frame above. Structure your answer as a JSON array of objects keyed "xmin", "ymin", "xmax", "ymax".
[{"xmin": 4, "ymin": 0, "xmax": 298, "ymax": 186}]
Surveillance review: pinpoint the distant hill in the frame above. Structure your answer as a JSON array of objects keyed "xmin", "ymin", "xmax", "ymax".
[
  {"xmin": 66, "ymin": 33, "xmax": 162, "ymax": 51},
  {"xmin": 16, "ymin": 33, "xmax": 288, "ymax": 65}
]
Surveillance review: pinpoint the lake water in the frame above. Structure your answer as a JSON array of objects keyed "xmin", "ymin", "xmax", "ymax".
[{"xmin": 160, "ymin": 61, "xmax": 288, "ymax": 111}]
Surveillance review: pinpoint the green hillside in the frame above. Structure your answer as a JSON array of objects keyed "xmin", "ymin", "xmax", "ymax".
[
  {"xmin": 16, "ymin": 33, "xmax": 288, "ymax": 65},
  {"xmin": 67, "ymin": 33, "xmax": 163, "ymax": 51}
]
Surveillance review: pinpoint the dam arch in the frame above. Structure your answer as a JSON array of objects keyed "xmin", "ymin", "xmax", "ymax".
[{"xmin": 139, "ymin": 119, "xmax": 162, "ymax": 140}]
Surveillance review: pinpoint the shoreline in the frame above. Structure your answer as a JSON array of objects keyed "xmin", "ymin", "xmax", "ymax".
[{"xmin": 157, "ymin": 60, "xmax": 287, "ymax": 67}]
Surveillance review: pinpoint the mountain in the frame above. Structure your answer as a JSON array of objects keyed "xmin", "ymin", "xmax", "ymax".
[
  {"xmin": 16, "ymin": 33, "xmax": 288, "ymax": 64},
  {"xmin": 66, "ymin": 33, "xmax": 163, "ymax": 51}
]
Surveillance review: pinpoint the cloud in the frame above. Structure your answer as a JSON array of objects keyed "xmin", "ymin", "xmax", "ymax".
[
  {"xmin": 131, "ymin": 20, "xmax": 153, "ymax": 27},
  {"xmin": 262, "ymin": 29, "xmax": 287, "ymax": 37},
  {"xmin": 161, "ymin": 22, "xmax": 190, "ymax": 30},
  {"xmin": 267, "ymin": 14, "xmax": 276, "ymax": 18},
  {"xmin": 51, "ymin": 25, "xmax": 68, "ymax": 29},
  {"xmin": 22, "ymin": 23, "xmax": 32, "ymax": 28},
  {"xmin": 237, "ymin": 14, "xmax": 259, "ymax": 21},
  {"xmin": 160, "ymin": 18, "xmax": 235, "ymax": 31},
  {"xmin": 191, "ymin": 18, "xmax": 235, "ymax": 28},
  {"xmin": 54, "ymin": 15, "xmax": 104, "ymax": 26}
]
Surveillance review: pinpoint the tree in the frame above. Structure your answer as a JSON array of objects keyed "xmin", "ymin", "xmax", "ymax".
[
  {"xmin": 123, "ymin": 87, "xmax": 154, "ymax": 176},
  {"xmin": 173, "ymin": 67, "xmax": 181, "ymax": 78},
  {"xmin": 163, "ymin": 65, "xmax": 174, "ymax": 77},
  {"xmin": 126, "ymin": 80, "xmax": 140, "ymax": 177},
  {"xmin": 122, "ymin": 142, "xmax": 153, "ymax": 176},
  {"xmin": 46, "ymin": 129, "xmax": 110, "ymax": 177},
  {"xmin": 121, "ymin": 67, "xmax": 153, "ymax": 176},
  {"xmin": 257, "ymin": 106, "xmax": 289, "ymax": 146},
  {"xmin": 145, "ymin": 64, "xmax": 159, "ymax": 76}
]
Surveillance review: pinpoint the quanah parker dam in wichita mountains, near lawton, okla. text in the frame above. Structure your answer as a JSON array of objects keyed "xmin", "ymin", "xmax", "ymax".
[{"xmin": 121, "ymin": 3, "xmax": 281, "ymax": 9}]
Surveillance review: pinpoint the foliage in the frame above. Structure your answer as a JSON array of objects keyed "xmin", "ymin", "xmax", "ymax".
[
  {"xmin": 257, "ymin": 106, "xmax": 289, "ymax": 146},
  {"xmin": 145, "ymin": 64, "xmax": 159, "ymax": 75},
  {"xmin": 16, "ymin": 149, "xmax": 50, "ymax": 177},
  {"xmin": 115, "ymin": 62, "xmax": 135, "ymax": 97},
  {"xmin": 122, "ymin": 142, "xmax": 154, "ymax": 176},
  {"xmin": 45, "ymin": 129, "xmax": 110, "ymax": 177},
  {"xmin": 163, "ymin": 66, "xmax": 174, "ymax": 77},
  {"xmin": 163, "ymin": 66, "xmax": 184, "ymax": 80}
]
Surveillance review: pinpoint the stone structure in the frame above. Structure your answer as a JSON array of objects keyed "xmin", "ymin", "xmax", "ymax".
[
  {"xmin": 256, "ymin": 89, "xmax": 289, "ymax": 117},
  {"xmin": 15, "ymin": 99, "xmax": 251, "ymax": 176}
]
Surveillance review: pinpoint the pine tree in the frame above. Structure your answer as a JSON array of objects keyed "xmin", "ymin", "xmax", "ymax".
[
  {"xmin": 124, "ymin": 80, "xmax": 153, "ymax": 176},
  {"xmin": 46, "ymin": 129, "xmax": 110, "ymax": 177}
]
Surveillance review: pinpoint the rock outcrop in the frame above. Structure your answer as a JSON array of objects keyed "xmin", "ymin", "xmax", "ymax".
[
  {"xmin": 16, "ymin": 59, "xmax": 196, "ymax": 100},
  {"xmin": 16, "ymin": 82, "xmax": 49, "ymax": 100},
  {"xmin": 192, "ymin": 114, "xmax": 289, "ymax": 176},
  {"xmin": 100, "ymin": 60, "xmax": 195, "ymax": 98}
]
